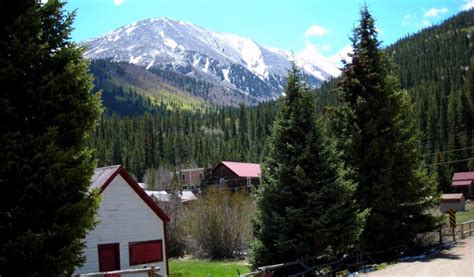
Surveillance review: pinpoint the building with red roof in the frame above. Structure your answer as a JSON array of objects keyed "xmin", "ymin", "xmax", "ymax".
[
  {"xmin": 451, "ymin": 171, "xmax": 474, "ymax": 199},
  {"xmin": 203, "ymin": 161, "xmax": 261, "ymax": 189}
]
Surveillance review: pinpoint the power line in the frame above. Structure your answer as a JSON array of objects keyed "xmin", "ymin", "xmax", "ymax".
[
  {"xmin": 421, "ymin": 146, "xmax": 474, "ymax": 157},
  {"xmin": 424, "ymin": 157, "xmax": 474, "ymax": 167}
]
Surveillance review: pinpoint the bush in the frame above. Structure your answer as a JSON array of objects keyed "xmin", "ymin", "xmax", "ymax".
[
  {"xmin": 154, "ymin": 191, "xmax": 186, "ymax": 257},
  {"xmin": 182, "ymin": 187, "xmax": 254, "ymax": 259}
]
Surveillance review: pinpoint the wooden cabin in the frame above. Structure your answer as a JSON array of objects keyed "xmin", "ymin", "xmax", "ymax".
[{"xmin": 204, "ymin": 161, "xmax": 261, "ymax": 189}]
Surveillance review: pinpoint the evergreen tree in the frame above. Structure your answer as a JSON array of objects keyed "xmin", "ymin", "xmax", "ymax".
[
  {"xmin": 0, "ymin": 0, "xmax": 101, "ymax": 275},
  {"xmin": 251, "ymin": 66, "xmax": 363, "ymax": 269},
  {"xmin": 336, "ymin": 6, "xmax": 440, "ymax": 250}
]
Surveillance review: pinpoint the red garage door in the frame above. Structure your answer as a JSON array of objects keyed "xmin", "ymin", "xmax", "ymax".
[{"xmin": 98, "ymin": 243, "xmax": 120, "ymax": 272}]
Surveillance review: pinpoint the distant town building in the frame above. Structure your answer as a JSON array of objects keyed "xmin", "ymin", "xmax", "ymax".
[
  {"xmin": 203, "ymin": 161, "xmax": 261, "ymax": 190},
  {"xmin": 451, "ymin": 171, "xmax": 474, "ymax": 199},
  {"xmin": 74, "ymin": 165, "xmax": 170, "ymax": 275},
  {"xmin": 179, "ymin": 167, "xmax": 204, "ymax": 190}
]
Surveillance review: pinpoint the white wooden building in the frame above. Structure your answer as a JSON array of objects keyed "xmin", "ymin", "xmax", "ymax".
[{"xmin": 74, "ymin": 165, "xmax": 170, "ymax": 275}]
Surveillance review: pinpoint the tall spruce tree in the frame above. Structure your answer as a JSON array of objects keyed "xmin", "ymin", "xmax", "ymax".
[
  {"xmin": 251, "ymin": 66, "xmax": 363, "ymax": 269},
  {"xmin": 336, "ymin": 6, "xmax": 440, "ymax": 250},
  {"xmin": 0, "ymin": 0, "xmax": 101, "ymax": 276}
]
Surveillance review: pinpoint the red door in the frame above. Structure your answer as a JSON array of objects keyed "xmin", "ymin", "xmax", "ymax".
[{"xmin": 98, "ymin": 243, "xmax": 120, "ymax": 272}]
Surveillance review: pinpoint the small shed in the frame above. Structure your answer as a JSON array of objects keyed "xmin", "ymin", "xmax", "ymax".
[
  {"xmin": 74, "ymin": 165, "xmax": 170, "ymax": 275},
  {"xmin": 440, "ymin": 193, "xmax": 466, "ymax": 213}
]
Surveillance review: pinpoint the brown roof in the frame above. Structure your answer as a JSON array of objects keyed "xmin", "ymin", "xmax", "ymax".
[{"xmin": 441, "ymin": 193, "xmax": 464, "ymax": 203}]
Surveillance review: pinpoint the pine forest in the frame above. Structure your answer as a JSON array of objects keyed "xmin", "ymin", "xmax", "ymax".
[{"xmin": 90, "ymin": 9, "xmax": 474, "ymax": 187}]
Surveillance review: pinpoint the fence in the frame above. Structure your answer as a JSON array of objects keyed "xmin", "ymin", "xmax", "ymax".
[
  {"xmin": 240, "ymin": 246, "xmax": 411, "ymax": 277},
  {"xmin": 72, "ymin": 266, "xmax": 161, "ymax": 277},
  {"xmin": 242, "ymin": 220, "xmax": 474, "ymax": 277},
  {"xmin": 440, "ymin": 219, "xmax": 474, "ymax": 242}
]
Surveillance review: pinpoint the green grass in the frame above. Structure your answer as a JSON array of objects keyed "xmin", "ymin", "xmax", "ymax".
[
  {"xmin": 113, "ymin": 80, "xmax": 207, "ymax": 111},
  {"xmin": 455, "ymin": 207, "xmax": 474, "ymax": 224},
  {"xmin": 169, "ymin": 259, "xmax": 251, "ymax": 277},
  {"xmin": 442, "ymin": 206, "xmax": 474, "ymax": 224}
]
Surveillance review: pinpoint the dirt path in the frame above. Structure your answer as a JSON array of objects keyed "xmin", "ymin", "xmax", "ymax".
[{"xmin": 364, "ymin": 237, "xmax": 474, "ymax": 277}]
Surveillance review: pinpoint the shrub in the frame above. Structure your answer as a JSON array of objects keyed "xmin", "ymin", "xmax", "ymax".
[{"xmin": 182, "ymin": 187, "xmax": 254, "ymax": 259}]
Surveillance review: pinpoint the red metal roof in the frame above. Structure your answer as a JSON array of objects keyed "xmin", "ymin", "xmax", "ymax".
[
  {"xmin": 221, "ymin": 161, "xmax": 261, "ymax": 178},
  {"xmin": 452, "ymin": 180, "xmax": 473, "ymax": 186},
  {"xmin": 452, "ymin": 172, "xmax": 474, "ymax": 181}
]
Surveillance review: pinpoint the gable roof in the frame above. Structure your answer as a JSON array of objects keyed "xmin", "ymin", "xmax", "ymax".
[
  {"xmin": 221, "ymin": 161, "xmax": 261, "ymax": 178},
  {"xmin": 91, "ymin": 165, "xmax": 170, "ymax": 222},
  {"xmin": 452, "ymin": 172, "xmax": 474, "ymax": 181}
]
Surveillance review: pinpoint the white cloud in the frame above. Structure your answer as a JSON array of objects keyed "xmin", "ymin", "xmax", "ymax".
[
  {"xmin": 422, "ymin": 19, "xmax": 431, "ymax": 27},
  {"xmin": 424, "ymin": 8, "xmax": 448, "ymax": 17},
  {"xmin": 114, "ymin": 0, "xmax": 124, "ymax": 6},
  {"xmin": 304, "ymin": 25, "xmax": 329, "ymax": 38},
  {"xmin": 402, "ymin": 13, "xmax": 416, "ymax": 26},
  {"xmin": 462, "ymin": 0, "xmax": 474, "ymax": 10}
]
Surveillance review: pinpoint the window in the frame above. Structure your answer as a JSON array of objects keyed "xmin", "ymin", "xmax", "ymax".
[
  {"xmin": 247, "ymin": 177, "xmax": 251, "ymax": 186},
  {"xmin": 198, "ymin": 173, "xmax": 203, "ymax": 180},
  {"xmin": 98, "ymin": 243, "xmax": 120, "ymax": 272},
  {"xmin": 181, "ymin": 173, "xmax": 186, "ymax": 181},
  {"xmin": 219, "ymin": 178, "xmax": 225, "ymax": 186},
  {"xmin": 129, "ymin": 240, "xmax": 163, "ymax": 265}
]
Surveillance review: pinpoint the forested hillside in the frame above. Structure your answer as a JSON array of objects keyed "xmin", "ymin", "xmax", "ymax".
[
  {"xmin": 89, "ymin": 10, "xmax": 474, "ymax": 183},
  {"xmin": 387, "ymin": 10, "xmax": 474, "ymax": 171},
  {"xmin": 89, "ymin": 60, "xmax": 208, "ymax": 115},
  {"xmin": 89, "ymin": 103, "xmax": 277, "ymax": 180},
  {"xmin": 316, "ymin": 9, "xmax": 474, "ymax": 187}
]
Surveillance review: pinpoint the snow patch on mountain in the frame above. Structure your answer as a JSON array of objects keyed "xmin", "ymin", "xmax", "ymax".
[{"xmin": 82, "ymin": 17, "xmax": 339, "ymax": 101}]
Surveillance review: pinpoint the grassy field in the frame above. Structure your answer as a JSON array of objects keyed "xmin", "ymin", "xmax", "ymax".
[
  {"xmin": 169, "ymin": 259, "xmax": 251, "ymax": 277},
  {"xmin": 456, "ymin": 206, "xmax": 474, "ymax": 223},
  {"xmin": 441, "ymin": 203, "xmax": 474, "ymax": 224}
]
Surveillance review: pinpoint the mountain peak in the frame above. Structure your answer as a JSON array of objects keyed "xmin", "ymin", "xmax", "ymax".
[{"xmin": 82, "ymin": 17, "xmax": 338, "ymax": 102}]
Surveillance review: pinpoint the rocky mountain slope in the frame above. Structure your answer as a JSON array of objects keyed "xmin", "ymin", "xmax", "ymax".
[{"xmin": 82, "ymin": 17, "xmax": 339, "ymax": 103}]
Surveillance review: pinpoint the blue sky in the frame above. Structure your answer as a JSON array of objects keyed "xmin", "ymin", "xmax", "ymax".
[{"xmin": 65, "ymin": 0, "xmax": 474, "ymax": 58}]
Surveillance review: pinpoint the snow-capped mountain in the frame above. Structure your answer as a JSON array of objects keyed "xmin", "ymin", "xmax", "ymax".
[{"xmin": 83, "ymin": 17, "xmax": 339, "ymax": 101}]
